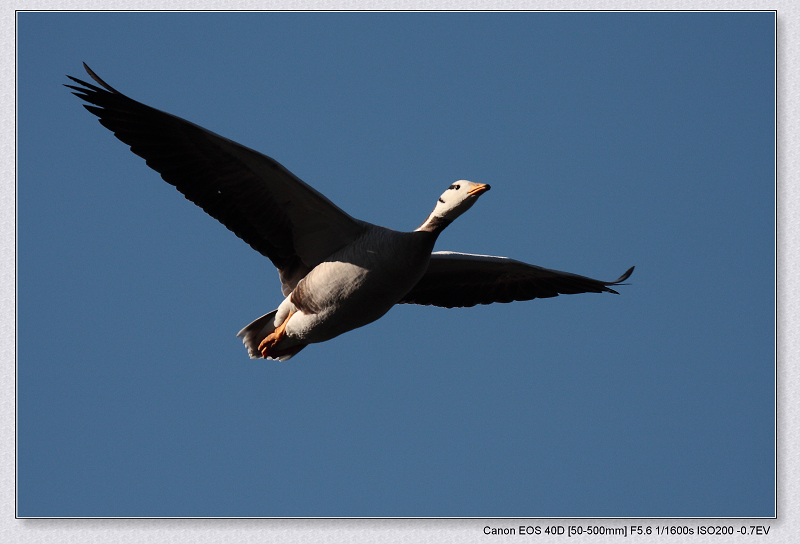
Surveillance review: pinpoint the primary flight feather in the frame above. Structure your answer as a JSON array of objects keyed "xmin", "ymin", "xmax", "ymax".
[{"xmin": 66, "ymin": 63, "xmax": 633, "ymax": 361}]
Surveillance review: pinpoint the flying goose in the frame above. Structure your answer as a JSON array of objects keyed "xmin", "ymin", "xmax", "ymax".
[{"xmin": 66, "ymin": 64, "xmax": 634, "ymax": 361}]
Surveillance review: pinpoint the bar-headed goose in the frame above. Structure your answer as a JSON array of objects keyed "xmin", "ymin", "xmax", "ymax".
[{"xmin": 67, "ymin": 64, "xmax": 633, "ymax": 361}]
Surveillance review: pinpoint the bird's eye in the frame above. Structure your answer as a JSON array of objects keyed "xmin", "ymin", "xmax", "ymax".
[
  {"xmin": 438, "ymin": 197, "xmax": 445, "ymax": 203},
  {"xmin": 448, "ymin": 184, "xmax": 460, "ymax": 190}
]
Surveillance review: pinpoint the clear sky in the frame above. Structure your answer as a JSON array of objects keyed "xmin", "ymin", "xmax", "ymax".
[{"xmin": 17, "ymin": 12, "xmax": 775, "ymax": 518}]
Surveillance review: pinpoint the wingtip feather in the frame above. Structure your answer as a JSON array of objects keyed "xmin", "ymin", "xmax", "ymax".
[
  {"xmin": 605, "ymin": 266, "xmax": 636, "ymax": 295},
  {"xmin": 604, "ymin": 265, "xmax": 635, "ymax": 294},
  {"xmin": 81, "ymin": 63, "xmax": 120, "ymax": 94},
  {"xmin": 614, "ymin": 265, "xmax": 635, "ymax": 284}
]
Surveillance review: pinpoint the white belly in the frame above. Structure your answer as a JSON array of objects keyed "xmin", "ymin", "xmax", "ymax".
[{"xmin": 280, "ymin": 228, "xmax": 435, "ymax": 346}]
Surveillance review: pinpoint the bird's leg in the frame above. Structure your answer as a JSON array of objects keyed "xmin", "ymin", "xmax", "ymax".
[{"xmin": 259, "ymin": 311, "xmax": 295, "ymax": 359}]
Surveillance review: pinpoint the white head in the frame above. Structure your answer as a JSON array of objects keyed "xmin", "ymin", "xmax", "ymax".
[{"xmin": 416, "ymin": 180, "xmax": 491, "ymax": 233}]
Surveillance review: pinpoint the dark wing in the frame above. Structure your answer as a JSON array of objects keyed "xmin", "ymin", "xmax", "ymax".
[
  {"xmin": 66, "ymin": 63, "xmax": 367, "ymax": 295},
  {"xmin": 399, "ymin": 251, "xmax": 634, "ymax": 308}
]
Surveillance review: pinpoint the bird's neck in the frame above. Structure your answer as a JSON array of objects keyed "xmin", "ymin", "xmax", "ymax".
[{"xmin": 415, "ymin": 213, "xmax": 452, "ymax": 235}]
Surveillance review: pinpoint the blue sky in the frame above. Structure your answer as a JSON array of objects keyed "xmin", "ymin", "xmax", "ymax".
[{"xmin": 17, "ymin": 12, "xmax": 775, "ymax": 517}]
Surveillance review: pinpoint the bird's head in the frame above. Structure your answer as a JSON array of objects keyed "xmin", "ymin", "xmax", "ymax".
[
  {"xmin": 431, "ymin": 180, "xmax": 491, "ymax": 221},
  {"xmin": 415, "ymin": 180, "xmax": 491, "ymax": 234}
]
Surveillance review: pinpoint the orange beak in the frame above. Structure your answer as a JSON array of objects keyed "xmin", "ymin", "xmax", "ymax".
[{"xmin": 467, "ymin": 183, "xmax": 491, "ymax": 196}]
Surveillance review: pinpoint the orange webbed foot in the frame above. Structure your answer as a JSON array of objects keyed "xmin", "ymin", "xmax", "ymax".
[{"xmin": 259, "ymin": 311, "xmax": 295, "ymax": 359}]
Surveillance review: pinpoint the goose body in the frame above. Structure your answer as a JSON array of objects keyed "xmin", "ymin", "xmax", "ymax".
[
  {"xmin": 67, "ymin": 64, "xmax": 633, "ymax": 361},
  {"xmin": 253, "ymin": 227, "xmax": 438, "ymax": 359}
]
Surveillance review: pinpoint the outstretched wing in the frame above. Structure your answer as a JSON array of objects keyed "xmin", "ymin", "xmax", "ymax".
[
  {"xmin": 66, "ymin": 63, "xmax": 367, "ymax": 295},
  {"xmin": 399, "ymin": 251, "xmax": 634, "ymax": 308}
]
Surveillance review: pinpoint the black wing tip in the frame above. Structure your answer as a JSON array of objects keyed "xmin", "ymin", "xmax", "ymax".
[
  {"xmin": 66, "ymin": 63, "xmax": 120, "ymax": 95},
  {"xmin": 83, "ymin": 62, "xmax": 120, "ymax": 93},
  {"xmin": 605, "ymin": 265, "xmax": 635, "ymax": 294},
  {"xmin": 615, "ymin": 265, "xmax": 635, "ymax": 284}
]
